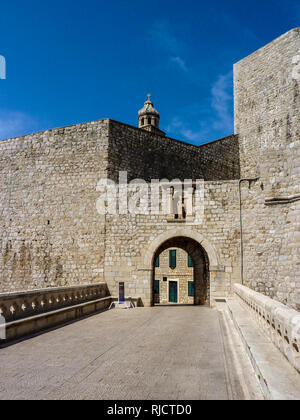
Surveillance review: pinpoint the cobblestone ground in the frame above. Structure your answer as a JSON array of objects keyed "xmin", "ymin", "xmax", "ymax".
[{"xmin": 0, "ymin": 306, "xmax": 263, "ymax": 400}]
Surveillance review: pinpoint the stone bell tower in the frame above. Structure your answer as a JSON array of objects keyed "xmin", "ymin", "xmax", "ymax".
[{"xmin": 138, "ymin": 94, "xmax": 166, "ymax": 136}]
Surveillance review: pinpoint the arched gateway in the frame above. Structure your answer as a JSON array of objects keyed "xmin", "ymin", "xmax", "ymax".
[{"xmin": 142, "ymin": 228, "xmax": 220, "ymax": 307}]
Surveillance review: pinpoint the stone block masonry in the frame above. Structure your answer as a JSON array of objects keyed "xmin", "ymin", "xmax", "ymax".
[
  {"xmin": 0, "ymin": 117, "xmax": 241, "ymax": 304},
  {"xmin": 235, "ymin": 28, "xmax": 300, "ymax": 188},
  {"xmin": 0, "ymin": 120, "xmax": 110, "ymax": 292},
  {"xmin": 0, "ymin": 28, "xmax": 299, "ymax": 310},
  {"xmin": 234, "ymin": 28, "xmax": 300, "ymax": 308},
  {"xmin": 108, "ymin": 120, "xmax": 240, "ymax": 182}
]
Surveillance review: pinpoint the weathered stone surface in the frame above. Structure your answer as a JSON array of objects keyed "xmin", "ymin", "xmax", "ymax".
[
  {"xmin": 234, "ymin": 283, "xmax": 300, "ymax": 374},
  {"xmin": 0, "ymin": 120, "xmax": 109, "ymax": 292},
  {"xmin": 0, "ymin": 120, "xmax": 241, "ymax": 305},
  {"xmin": 0, "ymin": 306, "xmax": 263, "ymax": 400},
  {"xmin": 108, "ymin": 120, "xmax": 240, "ymax": 182},
  {"xmin": 0, "ymin": 28, "xmax": 299, "ymax": 310},
  {"xmin": 234, "ymin": 28, "xmax": 300, "ymax": 308}
]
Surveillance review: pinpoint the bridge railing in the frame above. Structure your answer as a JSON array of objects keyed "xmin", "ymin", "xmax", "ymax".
[
  {"xmin": 234, "ymin": 283, "xmax": 300, "ymax": 374},
  {"xmin": 0, "ymin": 283, "xmax": 110, "ymax": 322}
]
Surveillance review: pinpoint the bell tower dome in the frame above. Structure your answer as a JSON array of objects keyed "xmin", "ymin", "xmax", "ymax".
[{"xmin": 138, "ymin": 94, "xmax": 166, "ymax": 136}]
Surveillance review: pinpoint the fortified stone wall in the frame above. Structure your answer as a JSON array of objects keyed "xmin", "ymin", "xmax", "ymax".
[
  {"xmin": 235, "ymin": 28, "xmax": 300, "ymax": 309},
  {"xmin": 0, "ymin": 120, "xmax": 109, "ymax": 292},
  {"xmin": 0, "ymin": 117, "xmax": 241, "ymax": 301},
  {"xmin": 240, "ymin": 179, "xmax": 300, "ymax": 309},
  {"xmin": 0, "ymin": 28, "xmax": 298, "ymax": 308},
  {"xmin": 103, "ymin": 180, "xmax": 241, "ymax": 306},
  {"xmin": 107, "ymin": 120, "xmax": 240, "ymax": 182},
  {"xmin": 235, "ymin": 28, "xmax": 300, "ymax": 194}
]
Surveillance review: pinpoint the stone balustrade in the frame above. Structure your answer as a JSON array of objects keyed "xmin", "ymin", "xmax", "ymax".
[
  {"xmin": 0, "ymin": 283, "xmax": 110, "ymax": 323},
  {"xmin": 234, "ymin": 283, "xmax": 300, "ymax": 374}
]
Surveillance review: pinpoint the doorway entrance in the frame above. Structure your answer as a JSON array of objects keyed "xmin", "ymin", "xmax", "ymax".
[{"xmin": 169, "ymin": 280, "xmax": 178, "ymax": 303}]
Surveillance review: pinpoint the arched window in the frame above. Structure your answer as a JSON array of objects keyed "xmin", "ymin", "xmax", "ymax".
[
  {"xmin": 141, "ymin": 118, "xmax": 144, "ymax": 126},
  {"xmin": 148, "ymin": 118, "xmax": 151, "ymax": 125}
]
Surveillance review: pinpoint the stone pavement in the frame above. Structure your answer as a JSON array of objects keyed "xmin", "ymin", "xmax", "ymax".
[{"xmin": 0, "ymin": 306, "xmax": 263, "ymax": 400}]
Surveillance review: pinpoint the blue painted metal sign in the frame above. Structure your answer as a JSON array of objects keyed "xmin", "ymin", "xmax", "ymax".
[{"xmin": 119, "ymin": 282, "xmax": 125, "ymax": 304}]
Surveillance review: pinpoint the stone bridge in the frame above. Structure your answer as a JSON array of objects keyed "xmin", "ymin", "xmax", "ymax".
[{"xmin": 1, "ymin": 284, "xmax": 300, "ymax": 400}]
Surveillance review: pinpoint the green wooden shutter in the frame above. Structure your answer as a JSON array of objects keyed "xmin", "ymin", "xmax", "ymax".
[
  {"xmin": 188, "ymin": 281, "xmax": 194, "ymax": 297},
  {"xmin": 154, "ymin": 280, "xmax": 160, "ymax": 294},
  {"xmin": 169, "ymin": 281, "xmax": 178, "ymax": 303},
  {"xmin": 155, "ymin": 256, "xmax": 160, "ymax": 267},
  {"xmin": 169, "ymin": 250, "xmax": 177, "ymax": 269},
  {"xmin": 188, "ymin": 255, "xmax": 194, "ymax": 267}
]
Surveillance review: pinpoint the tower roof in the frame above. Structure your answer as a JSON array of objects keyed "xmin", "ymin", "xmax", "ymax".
[{"xmin": 138, "ymin": 94, "xmax": 160, "ymax": 118}]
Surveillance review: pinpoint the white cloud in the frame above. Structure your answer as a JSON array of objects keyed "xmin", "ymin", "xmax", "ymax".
[
  {"xmin": 211, "ymin": 71, "xmax": 234, "ymax": 133},
  {"xmin": 180, "ymin": 127, "xmax": 204, "ymax": 142},
  {"xmin": 165, "ymin": 71, "xmax": 234, "ymax": 144},
  {"xmin": 166, "ymin": 117, "xmax": 208, "ymax": 143},
  {"xmin": 149, "ymin": 20, "xmax": 234, "ymax": 142},
  {"xmin": 149, "ymin": 20, "xmax": 188, "ymax": 74},
  {"xmin": 0, "ymin": 110, "xmax": 36, "ymax": 140},
  {"xmin": 170, "ymin": 56, "xmax": 188, "ymax": 72},
  {"xmin": 149, "ymin": 20, "xmax": 181, "ymax": 53}
]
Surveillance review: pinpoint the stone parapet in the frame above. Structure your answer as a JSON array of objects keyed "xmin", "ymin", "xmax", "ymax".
[
  {"xmin": 234, "ymin": 283, "xmax": 300, "ymax": 374},
  {"xmin": 0, "ymin": 283, "xmax": 110, "ymax": 322}
]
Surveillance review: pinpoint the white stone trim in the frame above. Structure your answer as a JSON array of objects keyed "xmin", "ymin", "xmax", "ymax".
[{"xmin": 142, "ymin": 228, "xmax": 220, "ymax": 269}]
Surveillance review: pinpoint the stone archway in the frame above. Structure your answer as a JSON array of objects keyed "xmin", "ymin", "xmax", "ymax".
[
  {"xmin": 153, "ymin": 236, "xmax": 209, "ymax": 305},
  {"xmin": 142, "ymin": 228, "xmax": 220, "ymax": 307}
]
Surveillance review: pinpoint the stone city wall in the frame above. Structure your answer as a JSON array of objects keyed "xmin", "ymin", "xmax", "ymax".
[
  {"xmin": 0, "ymin": 28, "xmax": 298, "ymax": 309},
  {"xmin": 0, "ymin": 118, "xmax": 242, "ymax": 304},
  {"xmin": 107, "ymin": 120, "xmax": 240, "ymax": 182},
  {"xmin": 103, "ymin": 180, "xmax": 241, "ymax": 306},
  {"xmin": 234, "ymin": 28, "xmax": 300, "ymax": 309},
  {"xmin": 235, "ymin": 28, "xmax": 300, "ymax": 191},
  {"xmin": 0, "ymin": 120, "xmax": 109, "ymax": 292}
]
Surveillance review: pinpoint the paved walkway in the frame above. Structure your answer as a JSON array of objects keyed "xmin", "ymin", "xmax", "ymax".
[{"xmin": 0, "ymin": 306, "xmax": 263, "ymax": 400}]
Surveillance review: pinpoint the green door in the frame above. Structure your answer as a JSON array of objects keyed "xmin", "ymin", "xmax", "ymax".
[{"xmin": 169, "ymin": 281, "xmax": 178, "ymax": 303}]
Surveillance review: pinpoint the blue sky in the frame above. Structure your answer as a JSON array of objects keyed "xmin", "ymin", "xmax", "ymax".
[{"xmin": 0, "ymin": 0, "xmax": 299, "ymax": 144}]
